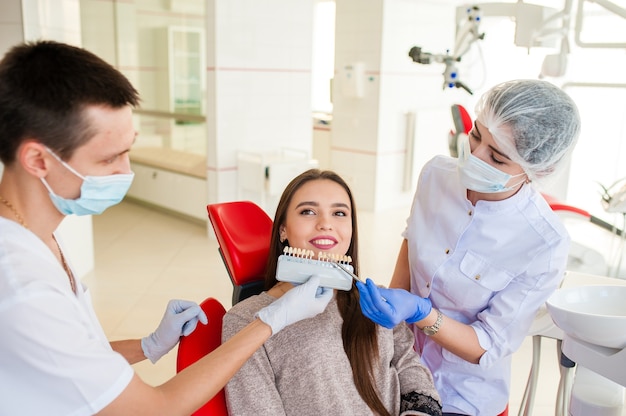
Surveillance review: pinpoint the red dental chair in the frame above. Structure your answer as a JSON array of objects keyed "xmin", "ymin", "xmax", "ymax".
[
  {"xmin": 175, "ymin": 201, "xmax": 272, "ymax": 416},
  {"xmin": 448, "ymin": 103, "xmax": 473, "ymax": 157},
  {"xmin": 176, "ymin": 297, "xmax": 228, "ymax": 416},
  {"xmin": 207, "ymin": 201, "xmax": 272, "ymax": 305}
]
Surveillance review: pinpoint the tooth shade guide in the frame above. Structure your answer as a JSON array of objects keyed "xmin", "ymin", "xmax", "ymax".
[
  {"xmin": 317, "ymin": 251, "xmax": 351, "ymax": 264},
  {"xmin": 282, "ymin": 246, "xmax": 353, "ymax": 265},
  {"xmin": 283, "ymin": 246, "xmax": 315, "ymax": 258},
  {"xmin": 276, "ymin": 247, "xmax": 356, "ymax": 291}
]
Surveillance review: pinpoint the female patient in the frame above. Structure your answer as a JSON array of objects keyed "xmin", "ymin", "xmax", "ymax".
[{"xmin": 222, "ymin": 169, "xmax": 442, "ymax": 416}]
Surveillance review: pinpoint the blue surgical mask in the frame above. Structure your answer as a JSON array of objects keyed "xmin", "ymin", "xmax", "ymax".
[
  {"xmin": 457, "ymin": 135, "xmax": 526, "ymax": 193},
  {"xmin": 41, "ymin": 148, "xmax": 134, "ymax": 216}
]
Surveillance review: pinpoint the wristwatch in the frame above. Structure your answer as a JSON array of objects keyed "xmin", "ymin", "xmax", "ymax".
[{"xmin": 421, "ymin": 309, "xmax": 443, "ymax": 336}]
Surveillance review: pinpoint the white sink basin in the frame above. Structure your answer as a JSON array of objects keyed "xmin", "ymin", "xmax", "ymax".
[{"xmin": 546, "ymin": 285, "xmax": 626, "ymax": 349}]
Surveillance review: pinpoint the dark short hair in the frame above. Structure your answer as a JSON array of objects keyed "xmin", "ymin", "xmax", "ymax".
[{"xmin": 0, "ymin": 40, "xmax": 140, "ymax": 164}]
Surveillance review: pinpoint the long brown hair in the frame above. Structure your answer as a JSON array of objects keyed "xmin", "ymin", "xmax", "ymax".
[{"xmin": 265, "ymin": 169, "xmax": 391, "ymax": 416}]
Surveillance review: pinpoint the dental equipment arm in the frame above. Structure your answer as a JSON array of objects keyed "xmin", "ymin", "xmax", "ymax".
[
  {"xmin": 408, "ymin": 6, "xmax": 483, "ymax": 94},
  {"xmin": 408, "ymin": 46, "xmax": 475, "ymax": 94},
  {"xmin": 410, "ymin": 2, "xmax": 570, "ymax": 92}
]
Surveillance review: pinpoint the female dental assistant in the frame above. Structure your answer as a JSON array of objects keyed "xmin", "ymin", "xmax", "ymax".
[
  {"xmin": 357, "ymin": 80, "xmax": 581, "ymax": 415},
  {"xmin": 0, "ymin": 40, "xmax": 332, "ymax": 416}
]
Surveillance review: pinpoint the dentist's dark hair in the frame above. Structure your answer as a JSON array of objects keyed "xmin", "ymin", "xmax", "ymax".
[
  {"xmin": 265, "ymin": 169, "xmax": 391, "ymax": 416},
  {"xmin": 0, "ymin": 40, "xmax": 139, "ymax": 165}
]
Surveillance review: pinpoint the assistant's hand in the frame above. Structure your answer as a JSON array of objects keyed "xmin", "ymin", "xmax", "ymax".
[
  {"xmin": 141, "ymin": 299, "xmax": 209, "ymax": 363},
  {"xmin": 356, "ymin": 278, "xmax": 432, "ymax": 329},
  {"xmin": 257, "ymin": 275, "xmax": 333, "ymax": 335}
]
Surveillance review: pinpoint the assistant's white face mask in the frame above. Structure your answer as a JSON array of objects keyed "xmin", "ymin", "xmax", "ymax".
[{"xmin": 457, "ymin": 135, "xmax": 526, "ymax": 193}]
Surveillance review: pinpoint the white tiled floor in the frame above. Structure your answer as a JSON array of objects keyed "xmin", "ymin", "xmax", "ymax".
[{"xmin": 82, "ymin": 199, "xmax": 616, "ymax": 415}]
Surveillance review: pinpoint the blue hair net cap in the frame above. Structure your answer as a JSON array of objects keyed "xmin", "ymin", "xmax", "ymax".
[{"xmin": 475, "ymin": 79, "xmax": 581, "ymax": 182}]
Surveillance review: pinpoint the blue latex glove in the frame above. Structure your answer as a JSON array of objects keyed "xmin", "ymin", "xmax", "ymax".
[
  {"xmin": 141, "ymin": 299, "xmax": 209, "ymax": 363},
  {"xmin": 257, "ymin": 275, "xmax": 333, "ymax": 335},
  {"xmin": 356, "ymin": 278, "xmax": 432, "ymax": 329}
]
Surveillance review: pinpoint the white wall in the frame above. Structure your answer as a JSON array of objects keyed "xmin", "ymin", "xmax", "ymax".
[
  {"xmin": 331, "ymin": 0, "xmax": 467, "ymax": 211},
  {"xmin": 206, "ymin": 0, "xmax": 316, "ymax": 216}
]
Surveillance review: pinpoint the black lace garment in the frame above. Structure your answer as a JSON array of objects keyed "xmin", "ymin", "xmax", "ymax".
[{"xmin": 400, "ymin": 391, "xmax": 443, "ymax": 416}]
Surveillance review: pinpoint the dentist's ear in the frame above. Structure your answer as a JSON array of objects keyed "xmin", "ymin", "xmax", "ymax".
[{"xmin": 19, "ymin": 140, "xmax": 51, "ymax": 178}]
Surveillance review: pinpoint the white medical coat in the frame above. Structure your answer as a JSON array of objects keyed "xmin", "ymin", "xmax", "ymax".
[
  {"xmin": 404, "ymin": 156, "xmax": 570, "ymax": 415},
  {"xmin": 0, "ymin": 218, "xmax": 134, "ymax": 415}
]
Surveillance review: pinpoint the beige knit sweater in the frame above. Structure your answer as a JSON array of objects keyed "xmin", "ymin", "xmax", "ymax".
[{"xmin": 223, "ymin": 292, "xmax": 442, "ymax": 416}]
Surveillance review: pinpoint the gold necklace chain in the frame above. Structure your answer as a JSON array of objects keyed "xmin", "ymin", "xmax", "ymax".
[
  {"xmin": 53, "ymin": 234, "xmax": 77, "ymax": 294},
  {"xmin": 0, "ymin": 194, "xmax": 76, "ymax": 293},
  {"xmin": 0, "ymin": 194, "xmax": 28, "ymax": 228}
]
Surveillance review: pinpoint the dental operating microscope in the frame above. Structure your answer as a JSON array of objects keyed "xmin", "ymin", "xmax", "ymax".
[
  {"xmin": 408, "ymin": 6, "xmax": 483, "ymax": 95},
  {"xmin": 409, "ymin": 2, "xmax": 568, "ymax": 95}
]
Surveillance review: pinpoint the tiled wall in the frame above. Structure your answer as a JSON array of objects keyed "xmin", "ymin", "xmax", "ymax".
[
  {"xmin": 206, "ymin": 0, "xmax": 315, "ymax": 213},
  {"xmin": 332, "ymin": 0, "xmax": 460, "ymax": 211}
]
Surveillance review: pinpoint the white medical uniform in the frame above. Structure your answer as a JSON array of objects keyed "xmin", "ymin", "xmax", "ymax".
[
  {"xmin": 0, "ymin": 218, "xmax": 134, "ymax": 415},
  {"xmin": 404, "ymin": 156, "xmax": 570, "ymax": 415}
]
